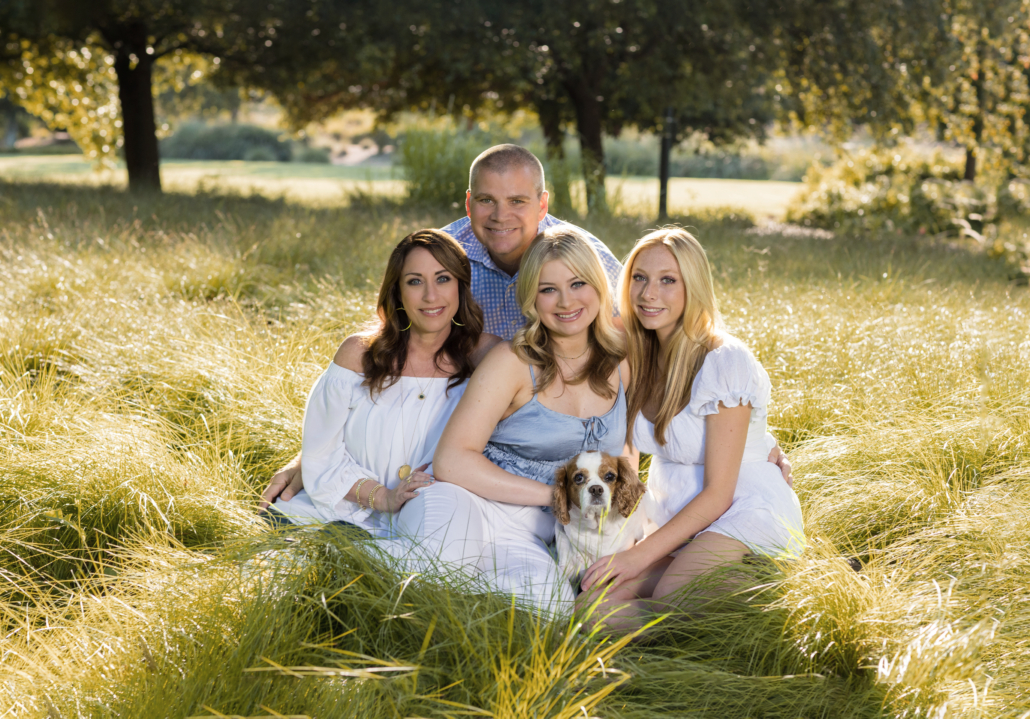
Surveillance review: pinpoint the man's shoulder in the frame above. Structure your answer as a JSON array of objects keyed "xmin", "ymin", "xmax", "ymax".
[
  {"xmin": 441, "ymin": 216, "xmax": 487, "ymax": 261},
  {"xmin": 441, "ymin": 216, "xmax": 472, "ymax": 240}
]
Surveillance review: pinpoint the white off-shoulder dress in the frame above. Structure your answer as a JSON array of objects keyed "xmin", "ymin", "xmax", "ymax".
[
  {"xmin": 273, "ymin": 362, "xmax": 467, "ymax": 536},
  {"xmin": 633, "ymin": 337, "xmax": 805, "ymax": 558}
]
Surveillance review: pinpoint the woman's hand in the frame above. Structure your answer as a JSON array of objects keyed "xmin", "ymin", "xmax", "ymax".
[
  {"xmin": 581, "ymin": 545, "xmax": 649, "ymax": 593},
  {"xmin": 375, "ymin": 464, "xmax": 434, "ymax": 513},
  {"xmin": 260, "ymin": 455, "xmax": 303, "ymax": 509},
  {"xmin": 767, "ymin": 444, "xmax": 794, "ymax": 488}
]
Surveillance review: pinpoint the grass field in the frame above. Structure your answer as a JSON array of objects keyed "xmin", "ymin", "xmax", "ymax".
[
  {"xmin": 0, "ymin": 154, "xmax": 801, "ymax": 219},
  {"xmin": 0, "ymin": 178, "xmax": 1028, "ymax": 718}
]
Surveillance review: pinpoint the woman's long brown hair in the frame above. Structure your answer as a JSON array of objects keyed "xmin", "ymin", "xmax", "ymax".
[{"xmin": 362, "ymin": 229, "xmax": 483, "ymax": 397}]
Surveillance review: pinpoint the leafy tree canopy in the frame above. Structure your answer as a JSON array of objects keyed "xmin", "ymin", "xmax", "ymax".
[
  {"xmin": 775, "ymin": 0, "xmax": 1030, "ymax": 182},
  {"xmin": 1, "ymin": 0, "xmax": 266, "ymax": 191},
  {"xmin": 220, "ymin": 0, "xmax": 777, "ymax": 214}
]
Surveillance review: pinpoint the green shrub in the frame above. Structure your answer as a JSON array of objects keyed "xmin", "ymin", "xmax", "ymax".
[
  {"xmin": 785, "ymin": 147, "xmax": 983, "ymax": 235},
  {"xmin": 242, "ymin": 146, "xmax": 277, "ymax": 162},
  {"xmin": 675, "ymin": 150, "xmax": 773, "ymax": 180},
  {"xmin": 161, "ymin": 122, "xmax": 292, "ymax": 162},
  {"xmin": 398, "ymin": 120, "xmax": 510, "ymax": 208},
  {"xmin": 292, "ymin": 145, "xmax": 331, "ymax": 164},
  {"xmin": 600, "ymin": 134, "xmax": 823, "ymax": 181},
  {"xmin": 998, "ymin": 178, "xmax": 1030, "ymax": 217}
]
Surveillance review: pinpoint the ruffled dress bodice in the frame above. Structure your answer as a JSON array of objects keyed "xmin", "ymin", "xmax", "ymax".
[
  {"xmin": 274, "ymin": 363, "xmax": 467, "ymax": 532},
  {"xmin": 633, "ymin": 337, "xmax": 774, "ymax": 464}
]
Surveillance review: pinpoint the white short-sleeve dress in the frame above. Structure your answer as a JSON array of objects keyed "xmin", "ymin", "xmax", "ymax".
[
  {"xmin": 273, "ymin": 362, "xmax": 468, "ymax": 537},
  {"xmin": 632, "ymin": 337, "xmax": 805, "ymax": 558}
]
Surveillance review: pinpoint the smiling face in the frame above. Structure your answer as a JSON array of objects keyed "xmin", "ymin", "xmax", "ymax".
[
  {"xmin": 465, "ymin": 165, "xmax": 549, "ymax": 275},
  {"xmin": 535, "ymin": 258, "xmax": 601, "ymax": 339},
  {"xmin": 629, "ymin": 244, "xmax": 686, "ymax": 345},
  {"xmin": 398, "ymin": 247, "xmax": 460, "ymax": 334}
]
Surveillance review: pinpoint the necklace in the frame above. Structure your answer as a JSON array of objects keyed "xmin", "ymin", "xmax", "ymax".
[
  {"xmin": 554, "ymin": 345, "xmax": 590, "ymax": 361},
  {"xmin": 397, "ymin": 374, "xmax": 433, "ymax": 480},
  {"xmin": 413, "ymin": 374, "xmax": 431, "ymax": 401}
]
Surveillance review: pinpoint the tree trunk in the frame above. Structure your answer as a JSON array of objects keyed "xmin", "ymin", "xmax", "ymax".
[
  {"xmin": 965, "ymin": 41, "xmax": 986, "ymax": 183},
  {"xmin": 964, "ymin": 146, "xmax": 976, "ymax": 182},
  {"xmin": 536, "ymin": 97, "xmax": 572, "ymax": 214},
  {"xmin": 563, "ymin": 78, "xmax": 607, "ymax": 216},
  {"xmin": 112, "ymin": 27, "xmax": 161, "ymax": 193},
  {"xmin": 1, "ymin": 101, "xmax": 18, "ymax": 150}
]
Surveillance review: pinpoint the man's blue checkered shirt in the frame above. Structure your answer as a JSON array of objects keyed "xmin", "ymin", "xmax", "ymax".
[{"xmin": 440, "ymin": 214, "xmax": 624, "ymax": 341}]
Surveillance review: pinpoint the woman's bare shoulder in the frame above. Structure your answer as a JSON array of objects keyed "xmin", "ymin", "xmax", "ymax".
[
  {"xmin": 332, "ymin": 334, "xmax": 371, "ymax": 372},
  {"xmin": 471, "ymin": 333, "xmax": 504, "ymax": 367},
  {"xmin": 473, "ymin": 341, "xmax": 532, "ymax": 387},
  {"xmin": 480, "ymin": 338, "xmax": 521, "ymax": 368}
]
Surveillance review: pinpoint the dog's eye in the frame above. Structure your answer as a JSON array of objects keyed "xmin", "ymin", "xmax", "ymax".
[
  {"xmin": 604, "ymin": 472, "xmax": 616, "ymax": 482},
  {"xmin": 574, "ymin": 473, "xmax": 586, "ymax": 484}
]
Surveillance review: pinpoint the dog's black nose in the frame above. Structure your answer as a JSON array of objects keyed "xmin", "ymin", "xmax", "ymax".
[{"xmin": 589, "ymin": 485, "xmax": 604, "ymax": 497}]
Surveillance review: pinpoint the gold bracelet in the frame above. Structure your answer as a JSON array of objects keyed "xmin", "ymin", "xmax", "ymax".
[
  {"xmin": 368, "ymin": 484, "xmax": 384, "ymax": 512},
  {"xmin": 354, "ymin": 478, "xmax": 369, "ymax": 508}
]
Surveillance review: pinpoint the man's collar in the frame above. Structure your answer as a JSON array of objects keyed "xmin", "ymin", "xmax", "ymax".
[{"xmin": 461, "ymin": 225, "xmax": 493, "ymax": 267}]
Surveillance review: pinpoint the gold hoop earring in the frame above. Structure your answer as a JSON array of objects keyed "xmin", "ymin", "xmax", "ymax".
[
  {"xmin": 397, "ymin": 308, "xmax": 411, "ymax": 331},
  {"xmin": 451, "ymin": 316, "xmax": 465, "ymax": 327}
]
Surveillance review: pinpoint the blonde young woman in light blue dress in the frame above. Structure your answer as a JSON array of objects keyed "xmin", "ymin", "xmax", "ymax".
[
  {"xmin": 401, "ymin": 227, "xmax": 630, "ymax": 612},
  {"xmin": 581, "ymin": 228, "xmax": 805, "ymax": 632}
]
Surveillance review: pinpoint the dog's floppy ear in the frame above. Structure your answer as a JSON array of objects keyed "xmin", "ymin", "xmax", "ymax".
[
  {"xmin": 613, "ymin": 456, "xmax": 646, "ymax": 518},
  {"xmin": 552, "ymin": 463, "xmax": 572, "ymax": 525}
]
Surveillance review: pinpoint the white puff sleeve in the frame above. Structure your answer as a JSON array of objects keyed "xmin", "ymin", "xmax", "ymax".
[
  {"xmin": 301, "ymin": 363, "xmax": 379, "ymax": 519},
  {"xmin": 686, "ymin": 340, "xmax": 771, "ymax": 418}
]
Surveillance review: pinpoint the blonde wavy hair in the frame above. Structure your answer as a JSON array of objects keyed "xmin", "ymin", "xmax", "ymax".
[
  {"xmin": 512, "ymin": 227, "xmax": 624, "ymax": 399},
  {"xmin": 622, "ymin": 228, "xmax": 721, "ymax": 447}
]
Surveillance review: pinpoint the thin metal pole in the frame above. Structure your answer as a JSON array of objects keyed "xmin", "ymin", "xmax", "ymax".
[{"xmin": 658, "ymin": 106, "xmax": 674, "ymax": 221}]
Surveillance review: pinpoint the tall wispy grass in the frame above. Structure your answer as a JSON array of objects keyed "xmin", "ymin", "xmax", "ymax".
[{"xmin": 0, "ymin": 180, "xmax": 1027, "ymax": 717}]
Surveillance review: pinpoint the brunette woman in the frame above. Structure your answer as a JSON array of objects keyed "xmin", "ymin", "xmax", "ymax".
[{"xmin": 263, "ymin": 229, "xmax": 499, "ymax": 534}]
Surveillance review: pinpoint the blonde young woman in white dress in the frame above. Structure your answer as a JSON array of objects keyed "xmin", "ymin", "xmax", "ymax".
[
  {"xmin": 261, "ymin": 229, "xmax": 499, "ymax": 535},
  {"xmin": 580, "ymin": 228, "xmax": 805, "ymax": 631}
]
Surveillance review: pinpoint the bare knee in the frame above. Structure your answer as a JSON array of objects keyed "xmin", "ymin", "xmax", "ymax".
[{"xmin": 651, "ymin": 532, "xmax": 749, "ymax": 603}]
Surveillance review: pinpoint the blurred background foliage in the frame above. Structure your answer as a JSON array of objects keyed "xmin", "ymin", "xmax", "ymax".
[{"xmin": 0, "ymin": 0, "xmax": 1025, "ymax": 215}]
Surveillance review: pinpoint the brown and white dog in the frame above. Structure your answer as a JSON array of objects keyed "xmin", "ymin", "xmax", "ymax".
[{"xmin": 552, "ymin": 451, "xmax": 659, "ymax": 589}]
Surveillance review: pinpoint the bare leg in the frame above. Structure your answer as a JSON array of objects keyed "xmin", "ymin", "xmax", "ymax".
[
  {"xmin": 651, "ymin": 531, "xmax": 750, "ymax": 609},
  {"xmin": 587, "ymin": 532, "xmax": 749, "ymax": 635},
  {"xmin": 576, "ymin": 556, "xmax": 674, "ymax": 633}
]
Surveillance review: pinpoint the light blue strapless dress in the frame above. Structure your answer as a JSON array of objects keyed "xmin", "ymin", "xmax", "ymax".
[
  {"xmin": 389, "ymin": 363, "xmax": 627, "ymax": 613},
  {"xmin": 483, "ymin": 365, "xmax": 627, "ymax": 490}
]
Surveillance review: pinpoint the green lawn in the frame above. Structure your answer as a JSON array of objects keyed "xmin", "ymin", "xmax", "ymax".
[
  {"xmin": 0, "ymin": 154, "xmax": 802, "ymax": 219},
  {"xmin": 0, "ymin": 178, "xmax": 1027, "ymax": 718}
]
